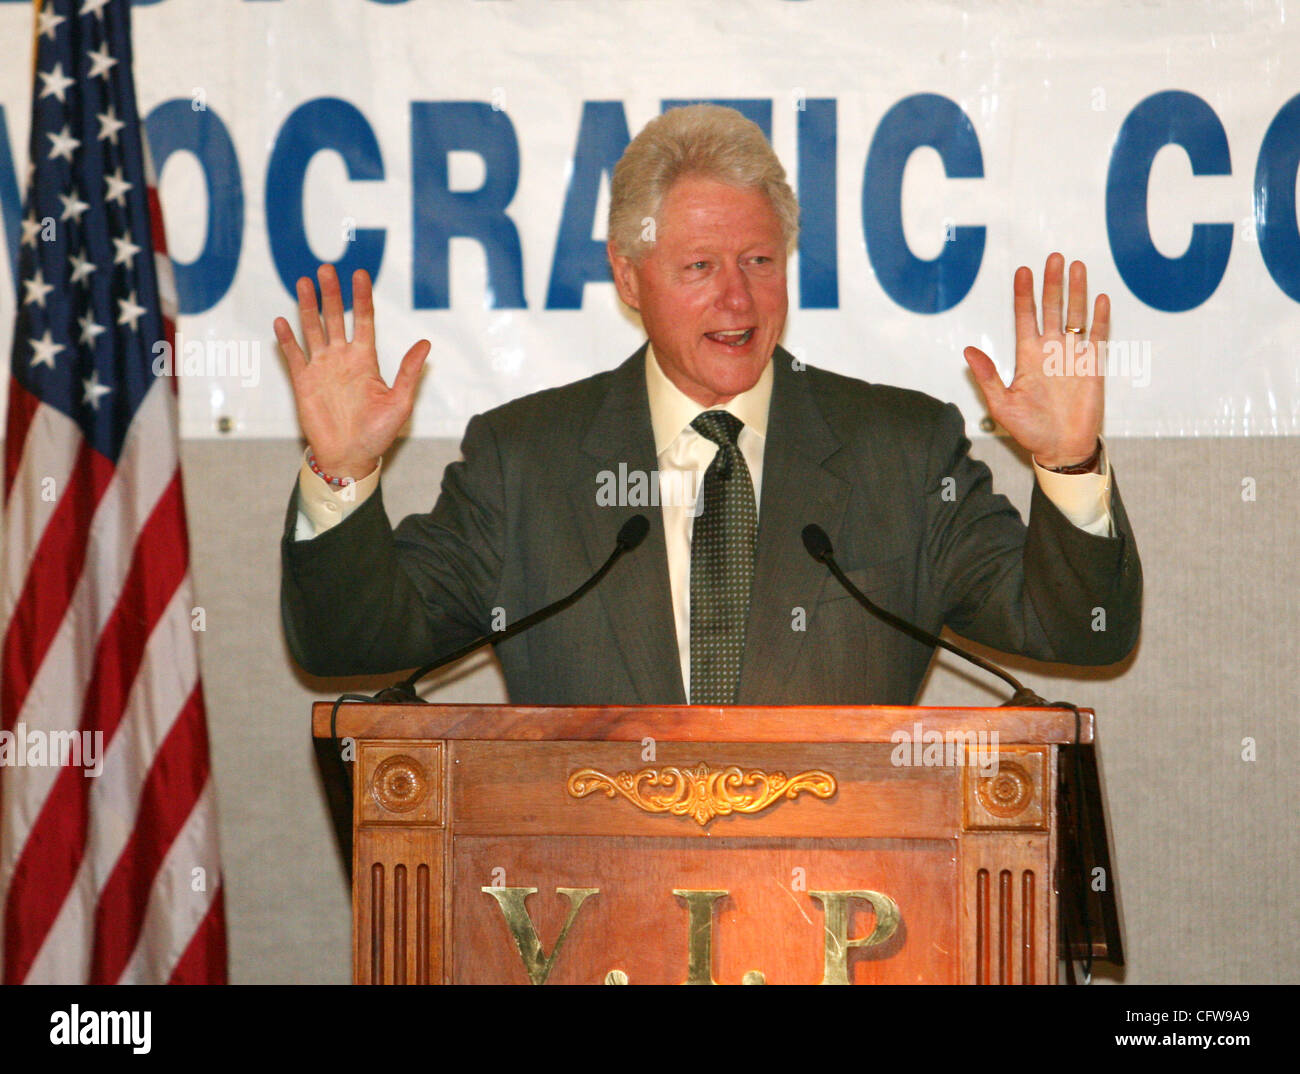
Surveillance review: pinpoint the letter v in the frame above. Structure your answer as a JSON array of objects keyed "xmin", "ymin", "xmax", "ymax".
[{"xmin": 481, "ymin": 886, "xmax": 599, "ymax": 984}]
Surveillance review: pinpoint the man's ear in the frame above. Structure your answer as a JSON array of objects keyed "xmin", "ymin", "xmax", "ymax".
[{"xmin": 607, "ymin": 241, "xmax": 640, "ymax": 311}]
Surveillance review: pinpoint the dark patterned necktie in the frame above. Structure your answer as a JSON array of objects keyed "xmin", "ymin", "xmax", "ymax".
[{"xmin": 689, "ymin": 411, "xmax": 758, "ymax": 704}]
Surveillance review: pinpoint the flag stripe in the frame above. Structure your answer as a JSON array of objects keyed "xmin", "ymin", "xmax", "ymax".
[
  {"xmin": 20, "ymin": 581, "xmax": 198, "ymax": 985},
  {"xmin": 168, "ymin": 883, "xmax": 227, "ymax": 986},
  {"xmin": 119, "ymin": 779, "xmax": 222, "ymax": 985},
  {"xmin": 1, "ymin": 387, "xmax": 85, "ymax": 629},
  {"xmin": 3, "ymin": 376, "xmax": 44, "ymax": 502},
  {"xmin": 3, "ymin": 474, "xmax": 189, "ymax": 983},
  {"xmin": 90, "ymin": 681, "xmax": 208, "ymax": 984},
  {"xmin": 0, "ymin": 441, "xmax": 113, "ymax": 727}
]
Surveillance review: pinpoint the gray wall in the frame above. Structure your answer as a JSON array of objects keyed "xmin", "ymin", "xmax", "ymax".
[{"xmin": 190, "ymin": 434, "xmax": 1298, "ymax": 984}]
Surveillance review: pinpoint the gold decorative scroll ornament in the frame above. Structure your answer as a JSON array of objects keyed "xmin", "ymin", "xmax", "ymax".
[{"xmin": 567, "ymin": 763, "xmax": 836, "ymax": 826}]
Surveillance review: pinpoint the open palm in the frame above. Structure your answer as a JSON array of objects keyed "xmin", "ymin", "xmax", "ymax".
[
  {"xmin": 963, "ymin": 253, "xmax": 1107, "ymax": 469},
  {"xmin": 273, "ymin": 264, "xmax": 430, "ymax": 478}
]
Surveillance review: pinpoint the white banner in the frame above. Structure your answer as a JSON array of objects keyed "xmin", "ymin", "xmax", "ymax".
[{"xmin": 3, "ymin": 0, "xmax": 1299, "ymax": 439}]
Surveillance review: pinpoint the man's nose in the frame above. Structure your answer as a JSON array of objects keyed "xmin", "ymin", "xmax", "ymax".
[{"xmin": 715, "ymin": 263, "xmax": 754, "ymax": 310}]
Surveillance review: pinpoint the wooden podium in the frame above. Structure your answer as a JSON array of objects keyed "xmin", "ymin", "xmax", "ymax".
[{"xmin": 313, "ymin": 703, "xmax": 1119, "ymax": 985}]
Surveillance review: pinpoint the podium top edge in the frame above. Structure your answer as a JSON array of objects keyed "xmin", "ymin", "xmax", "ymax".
[{"xmin": 310, "ymin": 703, "xmax": 1096, "ymax": 745}]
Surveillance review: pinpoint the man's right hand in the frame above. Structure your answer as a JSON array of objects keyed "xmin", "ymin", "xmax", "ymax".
[{"xmin": 274, "ymin": 264, "xmax": 431, "ymax": 479}]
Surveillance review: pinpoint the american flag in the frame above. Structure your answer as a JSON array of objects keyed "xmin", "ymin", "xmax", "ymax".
[{"xmin": 0, "ymin": 0, "xmax": 226, "ymax": 983}]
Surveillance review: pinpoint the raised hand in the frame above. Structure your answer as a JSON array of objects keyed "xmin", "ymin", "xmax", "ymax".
[
  {"xmin": 963, "ymin": 253, "xmax": 1108, "ymax": 469},
  {"xmin": 274, "ymin": 264, "xmax": 430, "ymax": 479}
]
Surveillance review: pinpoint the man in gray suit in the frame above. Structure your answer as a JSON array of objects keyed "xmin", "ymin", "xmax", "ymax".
[{"xmin": 277, "ymin": 105, "xmax": 1140, "ymax": 705}]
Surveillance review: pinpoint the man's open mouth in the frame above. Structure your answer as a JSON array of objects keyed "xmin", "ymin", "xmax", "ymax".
[{"xmin": 704, "ymin": 329, "xmax": 754, "ymax": 346}]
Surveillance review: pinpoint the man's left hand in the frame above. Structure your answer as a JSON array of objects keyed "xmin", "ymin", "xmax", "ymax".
[{"xmin": 963, "ymin": 252, "xmax": 1107, "ymax": 469}]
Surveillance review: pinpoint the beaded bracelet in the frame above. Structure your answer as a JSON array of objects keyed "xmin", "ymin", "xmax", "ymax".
[{"xmin": 306, "ymin": 449, "xmax": 355, "ymax": 489}]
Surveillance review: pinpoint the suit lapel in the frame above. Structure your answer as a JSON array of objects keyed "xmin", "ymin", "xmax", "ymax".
[
  {"xmin": 738, "ymin": 350, "xmax": 849, "ymax": 703},
  {"xmin": 564, "ymin": 345, "xmax": 851, "ymax": 705},
  {"xmin": 568, "ymin": 347, "xmax": 687, "ymax": 703}
]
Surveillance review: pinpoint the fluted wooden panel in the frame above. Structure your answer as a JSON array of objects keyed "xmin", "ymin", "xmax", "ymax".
[{"xmin": 354, "ymin": 742, "xmax": 445, "ymax": 984}]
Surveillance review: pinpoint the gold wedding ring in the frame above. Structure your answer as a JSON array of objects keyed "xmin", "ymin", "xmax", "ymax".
[{"xmin": 1064, "ymin": 325, "xmax": 1086, "ymax": 334}]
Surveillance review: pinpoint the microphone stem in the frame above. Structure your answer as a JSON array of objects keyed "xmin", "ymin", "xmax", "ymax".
[
  {"xmin": 820, "ymin": 554, "xmax": 1043, "ymax": 706},
  {"xmin": 385, "ymin": 539, "xmax": 632, "ymax": 700}
]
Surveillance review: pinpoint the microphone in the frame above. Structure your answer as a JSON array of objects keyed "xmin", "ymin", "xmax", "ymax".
[
  {"xmin": 371, "ymin": 514, "xmax": 650, "ymax": 702},
  {"xmin": 616, "ymin": 512, "xmax": 651, "ymax": 550},
  {"xmin": 801, "ymin": 523, "xmax": 1048, "ymax": 707}
]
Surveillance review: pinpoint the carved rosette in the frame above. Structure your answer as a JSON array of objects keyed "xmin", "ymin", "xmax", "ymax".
[
  {"xmin": 370, "ymin": 754, "xmax": 430, "ymax": 814},
  {"xmin": 567, "ymin": 762, "xmax": 836, "ymax": 826},
  {"xmin": 975, "ymin": 761, "xmax": 1033, "ymax": 819}
]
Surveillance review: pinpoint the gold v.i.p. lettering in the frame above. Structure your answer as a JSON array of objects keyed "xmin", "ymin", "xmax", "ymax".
[{"xmin": 481, "ymin": 886, "xmax": 900, "ymax": 984}]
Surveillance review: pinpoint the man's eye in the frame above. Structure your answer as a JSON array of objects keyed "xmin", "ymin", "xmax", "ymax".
[{"xmin": 687, "ymin": 260, "xmax": 709, "ymax": 270}]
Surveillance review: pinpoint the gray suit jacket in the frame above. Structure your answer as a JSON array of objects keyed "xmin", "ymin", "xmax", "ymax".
[{"xmin": 280, "ymin": 346, "xmax": 1141, "ymax": 704}]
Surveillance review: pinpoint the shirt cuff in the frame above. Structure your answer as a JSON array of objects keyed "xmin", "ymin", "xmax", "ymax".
[
  {"xmin": 1032, "ymin": 439, "xmax": 1113, "ymax": 537},
  {"xmin": 293, "ymin": 449, "xmax": 382, "ymax": 540}
]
